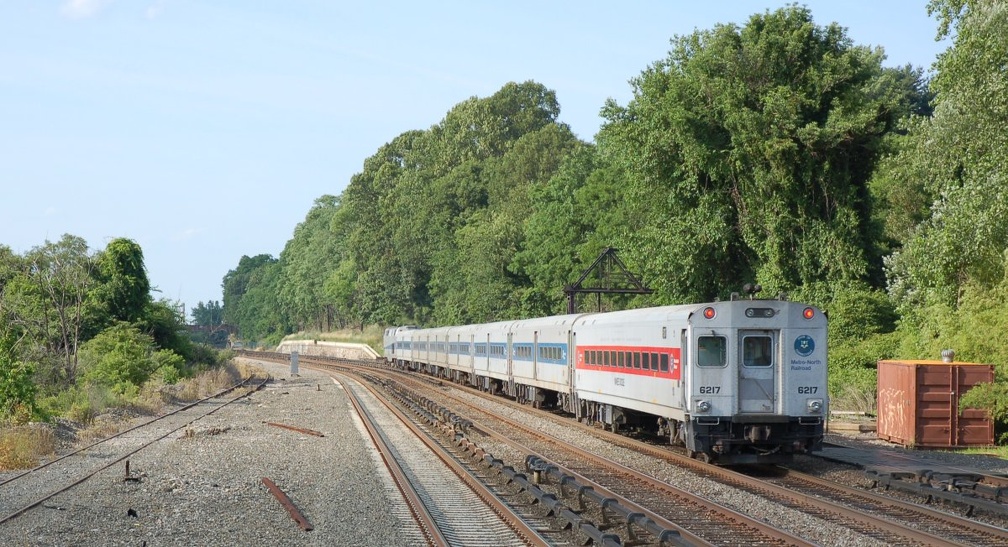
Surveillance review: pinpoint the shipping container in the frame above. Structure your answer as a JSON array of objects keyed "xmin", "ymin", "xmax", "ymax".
[{"xmin": 877, "ymin": 359, "xmax": 994, "ymax": 448}]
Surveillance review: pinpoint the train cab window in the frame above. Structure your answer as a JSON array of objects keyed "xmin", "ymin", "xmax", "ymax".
[
  {"xmin": 743, "ymin": 335, "xmax": 773, "ymax": 367},
  {"xmin": 660, "ymin": 353, "xmax": 669, "ymax": 372},
  {"xmin": 697, "ymin": 336, "xmax": 727, "ymax": 367}
]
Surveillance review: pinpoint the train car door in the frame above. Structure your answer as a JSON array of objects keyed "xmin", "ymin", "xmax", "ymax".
[
  {"xmin": 507, "ymin": 332, "xmax": 513, "ymax": 379},
  {"xmin": 738, "ymin": 330, "xmax": 776, "ymax": 413}
]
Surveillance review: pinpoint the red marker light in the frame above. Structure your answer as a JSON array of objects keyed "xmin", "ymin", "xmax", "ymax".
[
  {"xmin": 802, "ymin": 307, "xmax": 815, "ymax": 320},
  {"xmin": 703, "ymin": 307, "xmax": 716, "ymax": 319}
]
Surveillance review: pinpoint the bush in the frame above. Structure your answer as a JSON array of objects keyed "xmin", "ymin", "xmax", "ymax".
[
  {"xmin": 0, "ymin": 360, "xmax": 38, "ymax": 425},
  {"xmin": 960, "ymin": 382, "xmax": 1008, "ymax": 443},
  {"xmin": 78, "ymin": 323, "xmax": 159, "ymax": 394}
]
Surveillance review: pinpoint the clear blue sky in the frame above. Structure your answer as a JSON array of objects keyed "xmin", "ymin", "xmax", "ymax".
[{"xmin": 1, "ymin": 1, "xmax": 948, "ymax": 321}]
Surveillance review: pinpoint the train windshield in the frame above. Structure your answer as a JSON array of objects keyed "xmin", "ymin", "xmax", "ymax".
[
  {"xmin": 697, "ymin": 335, "xmax": 726, "ymax": 367},
  {"xmin": 742, "ymin": 335, "xmax": 773, "ymax": 367}
]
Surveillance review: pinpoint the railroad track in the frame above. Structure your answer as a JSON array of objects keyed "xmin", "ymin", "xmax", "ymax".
[
  {"xmin": 441, "ymin": 377, "xmax": 1008, "ymax": 546},
  {"xmin": 382, "ymin": 376, "xmax": 812, "ymax": 546},
  {"xmin": 767, "ymin": 467, "xmax": 1008, "ymax": 545},
  {"xmin": 0, "ymin": 374, "xmax": 267, "ymax": 525},
  {"xmin": 334, "ymin": 371, "xmax": 541, "ymax": 547},
  {"xmin": 254, "ymin": 352, "xmax": 1008, "ymax": 545},
  {"xmin": 290, "ymin": 356, "xmax": 800, "ymax": 545}
]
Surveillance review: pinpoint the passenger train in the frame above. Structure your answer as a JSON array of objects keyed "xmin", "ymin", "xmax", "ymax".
[{"xmin": 383, "ymin": 294, "xmax": 828, "ymax": 464}]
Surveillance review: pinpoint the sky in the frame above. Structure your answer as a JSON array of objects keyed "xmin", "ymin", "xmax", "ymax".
[{"xmin": 1, "ymin": 1, "xmax": 950, "ymax": 322}]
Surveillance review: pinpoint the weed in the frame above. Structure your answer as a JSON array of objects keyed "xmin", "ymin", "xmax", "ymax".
[{"xmin": 0, "ymin": 425, "xmax": 55, "ymax": 470}]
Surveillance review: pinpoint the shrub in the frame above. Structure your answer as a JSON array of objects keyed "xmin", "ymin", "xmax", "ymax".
[
  {"xmin": 78, "ymin": 323, "xmax": 159, "ymax": 394},
  {"xmin": 0, "ymin": 360, "xmax": 38, "ymax": 425}
]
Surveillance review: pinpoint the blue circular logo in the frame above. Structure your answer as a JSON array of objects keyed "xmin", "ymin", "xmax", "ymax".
[{"xmin": 794, "ymin": 335, "xmax": 815, "ymax": 357}]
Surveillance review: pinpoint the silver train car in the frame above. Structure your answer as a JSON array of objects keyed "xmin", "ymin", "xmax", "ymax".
[{"xmin": 383, "ymin": 296, "xmax": 827, "ymax": 464}]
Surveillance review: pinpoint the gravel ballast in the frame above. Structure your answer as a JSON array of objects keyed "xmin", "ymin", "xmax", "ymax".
[
  {"xmin": 0, "ymin": 359, "xmax": 427, "ymax": 546},
  {"xmin": 4, "ymin": 358, "xmax": 1006, "ymax": 546}
]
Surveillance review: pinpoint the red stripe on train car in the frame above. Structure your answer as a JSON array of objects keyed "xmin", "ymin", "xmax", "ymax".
[{"xmin": 576, "ymin": 345, "xmax": 681, "ymax": 380}]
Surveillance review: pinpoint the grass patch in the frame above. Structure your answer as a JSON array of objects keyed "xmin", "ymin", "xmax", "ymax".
[
  {"xmin": 953, "ymin": 445, "xmax": 1008, "ymax": 460},
  {"xmin": 0, "ymin": 425, "xmax": 55, "ymax": 470}
]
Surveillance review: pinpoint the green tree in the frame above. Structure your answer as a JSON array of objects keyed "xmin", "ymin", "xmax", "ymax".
[
  {"xmin": 24, "ymin": 235, "xmax": 97, "ymax": 384},
  {"xmin": 514, "ymin": 142, "xmax": 641, "ymax": 315},
  {"xmin": 0, "ymin": 329, "xmax": 38, "ymax": 423},
  {"xmin": 880, "ymin": 0, "xmax": 1008, "ymax": 429},
  {"xmin": 136, "ymin": 299, "xmax": 192, "ymax": 361},
  {"xmin": 92, "ymin": 238, "xmax": 151, "ymax": 325},
  {"xmin": 277, "ymin": 195, "xmax": 346, "ymax": 331},
  {"xmin": 599, "ymin": 6, "xmax": 920, "ymax": 304},
  {"xmin": 191, "ymin": 300, "xmax": 223, "ymax": 327},
  {"xmin": 222, "ymin": 255, "xmax": 287, "ymax": 345},
  {"xmin": 339, "ymin": 81, "xmax": 570, "ymax": 327},
  {"xmin": 886, "ymin": 0, "xmax": 1008, "ymax": 315}
]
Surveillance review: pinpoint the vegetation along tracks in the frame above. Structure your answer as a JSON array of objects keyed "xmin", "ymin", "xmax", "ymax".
[{"xmin": 0, "ymin": 374, "xmax": 268, "ymax": 525}]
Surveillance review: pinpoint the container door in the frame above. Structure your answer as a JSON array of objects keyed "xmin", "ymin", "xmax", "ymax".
[{"xmin": 738, "ymin": 330, "xmax": 776, "ymax": 413}]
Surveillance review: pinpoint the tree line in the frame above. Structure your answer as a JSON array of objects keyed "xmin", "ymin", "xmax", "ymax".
[
  {"xmin": 222, "ymin": 3, "xmax": 1008, "ymax": 430},
  {"xmin": 1, "ymin": 236, "xmax": 220, "ymax": 424}
]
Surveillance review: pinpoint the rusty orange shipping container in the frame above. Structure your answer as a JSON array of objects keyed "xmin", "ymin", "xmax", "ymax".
[{"xmin": 877, "ymin": 358, "xmax": 994, "ymax": 448}]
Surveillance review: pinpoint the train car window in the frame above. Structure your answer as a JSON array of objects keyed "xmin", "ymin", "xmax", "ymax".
[
  {"xmin": 642, "ymin": 352, "xmax": 650, "ymax": 370},
  {"xmin": 633, "ymin": 352, "xmax": 641, "ymax": 369},
  {"xmin": 650, "ymin": 352, "xmax": 659, "ymax": 370},
  {"xmin": 609, "ymin": 351, "xmax": 616, "ymax": 367},
  {"xmin": 742, "ymin": 335, "xmax": 773, "ymax": 367},
  {"xmin": 603, "ymin": 351, "xmax": 610, "ymax": 367},
  {"xmin": 617, "ymin": 351, "xmax": 625, "ymax": 368},
  {"xmin": 660, "ymin": 353, "xmax": 669, "ymax": 372},
  {"xmin": 697, "ymin": 336, "xmax": 727, "ymax": 367}
]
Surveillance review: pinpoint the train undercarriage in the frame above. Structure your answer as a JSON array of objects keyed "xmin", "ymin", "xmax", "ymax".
[{"xmin": 393, "ymin": 358, "xmax": 823, "ymax": 465}]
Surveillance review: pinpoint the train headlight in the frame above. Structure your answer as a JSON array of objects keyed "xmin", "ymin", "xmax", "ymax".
[
  {"xmin": 696, "ymin": 400, "xmax": 711, "ymax": 413},
  {"xmin": 807, "ymin": 399, "xmax": 823, "ymax": 413}
]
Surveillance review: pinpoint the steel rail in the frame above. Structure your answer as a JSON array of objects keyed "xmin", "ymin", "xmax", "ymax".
[
  {"xmin": 0, "ymin": 374, "xmax": 261, "ymax": 489},
  {"xmin": 338, "ymin": 377, "xmax": 452, "ymax": 547},
  {"xmin": 0, "ymin": 374, "xmax": 269, "ymax": 525},
  {"xmin": 338, "ymin": 372, "xmax": 549, "ymax": 547},
  {"xmin": 336, "ymin": 355, "xmax": 1000, "ymax": 547}
]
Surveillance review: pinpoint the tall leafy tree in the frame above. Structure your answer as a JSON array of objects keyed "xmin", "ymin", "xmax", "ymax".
[
  {"xmin": 340, "ymin": 81, "xmax": 570, "ymax": 326},
  {"xmin": 277, "ymin": 195, "xmax": 345, "ymax": 331},
  {"xmin": 222, "ymin": 255, "xmax": 287, "ymax": 344},
  {"xmin": 191, "ymin": 300, "xmax": 223, "ymax": 327},
  {"xmin": 599, "ymin": 6, "xmax": 919, "ymax": 304},
  {"xmin": 92, "ymin": 238, "xmax": 151, "ymax": 325},
  {"xmin": 886, "ymin": 0, "xmax": 1008, "ymax": 314},
  {"xmin": 25, "ymin": 235, "xmax": 96, "ymax": 383}
]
